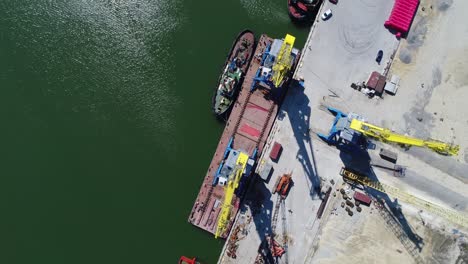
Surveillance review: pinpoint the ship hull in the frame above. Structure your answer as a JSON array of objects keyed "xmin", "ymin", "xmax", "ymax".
[
  {"xmin": 288, "ymin": 0, "xmax": 309, "ymax": 21},
  {"xmin": 287, "ymin": 0, "xmax": 322, "ymax": 22},
  {"xmin": 211, "ymin": 30, "xmax": 256, "ymax": 121}
]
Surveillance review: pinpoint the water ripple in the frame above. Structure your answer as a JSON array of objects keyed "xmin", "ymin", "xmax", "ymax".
[{"xmin": 1, "ymin": 0, "xmax": 184, "ymax": 151}]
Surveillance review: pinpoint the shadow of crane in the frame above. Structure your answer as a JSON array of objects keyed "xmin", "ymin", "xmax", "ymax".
[
  {"xmin": 241, "ymin": 177, "xmax": 274, "ymax": 242},
  {"xmin": 338, "ymin": 145, "xmax": 425, "ymax": 258},
  {"xmin": 278, "ymin": 80, "xmax": 322, "ymax": 200},
  {"xmin": 313, "ymin": 102, "xmax": 425, "ymax": 254}
]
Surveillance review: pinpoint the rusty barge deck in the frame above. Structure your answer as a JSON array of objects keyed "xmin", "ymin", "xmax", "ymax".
[{"xmin": 188, "ymin": 34, "xmax": 300, "ymax": 238}]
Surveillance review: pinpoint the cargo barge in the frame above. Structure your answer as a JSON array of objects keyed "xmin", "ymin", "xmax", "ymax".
[{"xmin": 188, "ymin": 34, "xmax": 301, "ymax": 238}]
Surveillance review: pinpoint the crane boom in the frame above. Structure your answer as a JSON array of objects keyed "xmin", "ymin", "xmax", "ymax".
[
  {"xmin": 215, "ymin": 152, "xmax": 249, "ymax": 238},
  {"xmin": 271, "ymin": 34, "xmax": 295, "ymax": 88},
  {"xmin": 349, "ymin": 119, "xmax": 459, "ymax": 156},
  {"xmin": 340, "ymin": 167, "xmax": 468, "ymax": 227}
]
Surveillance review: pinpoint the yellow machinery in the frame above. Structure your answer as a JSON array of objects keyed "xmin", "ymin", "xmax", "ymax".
[
  {"xmin": 271, "ymin": 34, "xmax": 295, "ymax": 88},
  {"xmin": 340, "ymin": 167, "xmax": 468, "ymax": 227},
  {"xmin": 349, "ymin": 119, "xmax": 459, "ymax": 156},
  {"xmin": 215, "ymin": 152, "xmax": 249, "ymax": 238}
]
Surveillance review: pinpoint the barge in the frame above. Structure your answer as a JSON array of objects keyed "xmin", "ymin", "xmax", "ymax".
[{"xmin": 189, "ymin": 34, "xmax": 301, "ymax": 238}]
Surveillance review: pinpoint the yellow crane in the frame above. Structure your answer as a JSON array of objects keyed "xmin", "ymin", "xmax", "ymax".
[
  {"xmin": 349, "ymin": 119, "xmax": 459, "ymax": 156},
  {"xmin": 271, "ymin": 34, "xmax": 295, "ymax": 88},
  {"xmin": 215, "ymin": 152, "xmax": 249, "ymax": 238}
]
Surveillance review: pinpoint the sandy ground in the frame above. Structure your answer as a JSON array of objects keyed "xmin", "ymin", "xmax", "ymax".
[
  {"xmin": 389, "ymin": 0, "xmax": 468, "ymax": 168},
  {"xmin": 311, "ymin": 186, "xmax": 468, "ymax": 264},
  {"xmin": 311, "ymin": 193, "xmax": 414, "ymax": 263}
]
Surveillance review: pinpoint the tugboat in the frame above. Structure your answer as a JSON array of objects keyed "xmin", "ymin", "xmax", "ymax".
[
  {"xmin": 178, "ymin": 256, "xmax": 199, "ymax": 264},
  {"xmin": 288, "ymin": 0, "xmax": 321, "ymax": 22},
  {"xmin": 212, "ymin": 30, "xmax": 255, "ymax": 120}
]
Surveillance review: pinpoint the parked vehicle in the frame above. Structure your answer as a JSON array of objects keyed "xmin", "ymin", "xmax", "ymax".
[
  {"xmin": 321, "ymin": 9, "xmax": 332, "ymax": 20},
  {"xmin": 273, "ymin": 173, "xmax": 293, "ymax": 198},
  {"xmin": 376, "ymin": 50, "xmax": 383, "ymax": 64}
]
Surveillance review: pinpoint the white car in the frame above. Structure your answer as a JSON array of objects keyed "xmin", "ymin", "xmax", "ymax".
[{"xmin": 321, "ymin": 9, "xmax": 332, "ymax": 20}]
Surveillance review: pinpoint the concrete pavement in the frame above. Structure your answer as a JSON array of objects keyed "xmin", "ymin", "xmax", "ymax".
[{"xmin": 218, "ymin": 0, "xmax": 468, "ymax": 263}]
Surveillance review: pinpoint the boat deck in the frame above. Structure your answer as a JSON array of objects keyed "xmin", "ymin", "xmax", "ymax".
[
  {"xmin": 188, "ymin": 34, "xmax": 292, "ymax": 238},
  {"xmin": 213, "ymin": 30, "xmax": 255, "ymax": 117}
]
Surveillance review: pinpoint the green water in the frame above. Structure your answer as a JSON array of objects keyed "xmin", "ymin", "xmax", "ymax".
[{"xmin": 0, "ymin": 1, "xmax": 308, "ymax": 263}]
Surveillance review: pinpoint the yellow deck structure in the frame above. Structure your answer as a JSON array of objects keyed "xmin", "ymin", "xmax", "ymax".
[
  {"xmin": 271, "ymin": 34, "xmax": 295, "ymax": 88},
  {"xmin": 349, "ymin": 119, "xmax": 459, "ymax": 156},
  {"xmin": 215, "ymin": 152, "xmax": 249, "ymax": 238}
]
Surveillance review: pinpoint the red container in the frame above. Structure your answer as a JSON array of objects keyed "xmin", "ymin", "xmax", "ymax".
[
  {"xmin": 270, "ymin": 142, "xmax": 283, "ymax": 161},
  {"xmin": 353, "ymin": 191, "xmax": 371, "ymax": 206}
]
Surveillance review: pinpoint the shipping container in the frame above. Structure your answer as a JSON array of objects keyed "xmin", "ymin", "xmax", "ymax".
[
  {"xmin": 354, "ymin": 191, "xmax": 371, "ymax": 206},
  {"xmin": 269, "ymin": 142, "xmax": 283, "ymax": 161}
]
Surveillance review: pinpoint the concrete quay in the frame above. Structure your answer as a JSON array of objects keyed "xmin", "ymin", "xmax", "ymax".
[{"xmin": 218, "ymin": 0, "xmax": 468, "ymax": 263}]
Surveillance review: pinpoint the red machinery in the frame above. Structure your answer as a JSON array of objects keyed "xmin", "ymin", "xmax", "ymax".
[
  {"xmin": 272, "ymin": 238, "xmax": 285, "ymax": 257},
  {"xmin": 273, "ymin": 173, "xmax": 293, "ymax": 198},
  {"xmin": 266, "ymin": 235, "xmax": 285, "ymax": 257}
]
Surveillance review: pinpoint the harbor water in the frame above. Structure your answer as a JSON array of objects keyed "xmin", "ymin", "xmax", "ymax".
[{"xmin": 0, "ymin": 0, "xmax": 308, "ymax": 263}]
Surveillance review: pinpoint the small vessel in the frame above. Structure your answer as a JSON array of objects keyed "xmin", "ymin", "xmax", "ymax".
[
  {"xmin": 212, "ymin": 30, "xmax": 255, "ymax": 120},
  {"xmin": 288, "ymin": 0, "xmax": 309, "ymax": 21},
  {"xmin": 288, "ymin": 0, "xmax": 321, "ymax": 22},
  {"xmin": 178, "ymin": 256, "xmax": 199, "ymax": 264}
]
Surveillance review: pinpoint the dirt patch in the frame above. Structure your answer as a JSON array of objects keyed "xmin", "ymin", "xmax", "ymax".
[
  {"xmin": 432, "ymin": 67, "xmax": 442, "ymax": 87},
  {"xmin": 399, "ymin": 48, "xmax": 412, "ymax": 64},
  {"xmin": 398, "ymin": 16, "xmax": 429, "ymax": 64},
  {"xmin": 456, "ymin": 242, "xmax": 468, "ymax": 263},
  {"xmin": 407, "ymin": 17, "xmax": 428, "ymax": 48},
  {"xmin": 437, "ymin": 0, "xmax": 453, "ymax": 11},
  {"xmin": 465, "ymin": 148, "xmax": 468, "ymax": 164},
  {"xmin": 403, "ymin": 80, "xmax": 436, "ymax": 138},
  {"xmin": 421, "ymin": 227, "xmax": 467, "ymax": 264}
]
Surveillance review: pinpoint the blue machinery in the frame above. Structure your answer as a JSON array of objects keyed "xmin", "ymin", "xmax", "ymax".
[
  {"xmin": 317, "ymin": 107, "xmax": 369, "ymax": 150},
  {"xmin": 212, "ymin": 137, "xmax": 258, "ymax": 186},
  {"xmin": 318, "ymin": 106, "xmax": 459, "ymax": 155},
  {"xmin": 250, "ymin": 35, "xmax": 298, "ymax": 91},
  {"xmin": 251, "ymin": 43, "xmax": 272, "ymax": 91}
]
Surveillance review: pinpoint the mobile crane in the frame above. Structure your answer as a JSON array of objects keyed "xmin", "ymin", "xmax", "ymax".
[
  {"xmin": 215, "ymin": 151, "xmax": 250, "ymax": 238},
  {"xmin": 252, "ymin": 34, "xmax": 296, "ymax": 90},
  {"xmin": 271, "ymin": 34, "xmax": 295, "ymax": 88},
  {"xmin": 318, "ymin": 107, "xmax": 459, "ymax": 156},
  {"xmin": 349, "ymin": 119, "xmax": 459, "ymax": 155}
]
